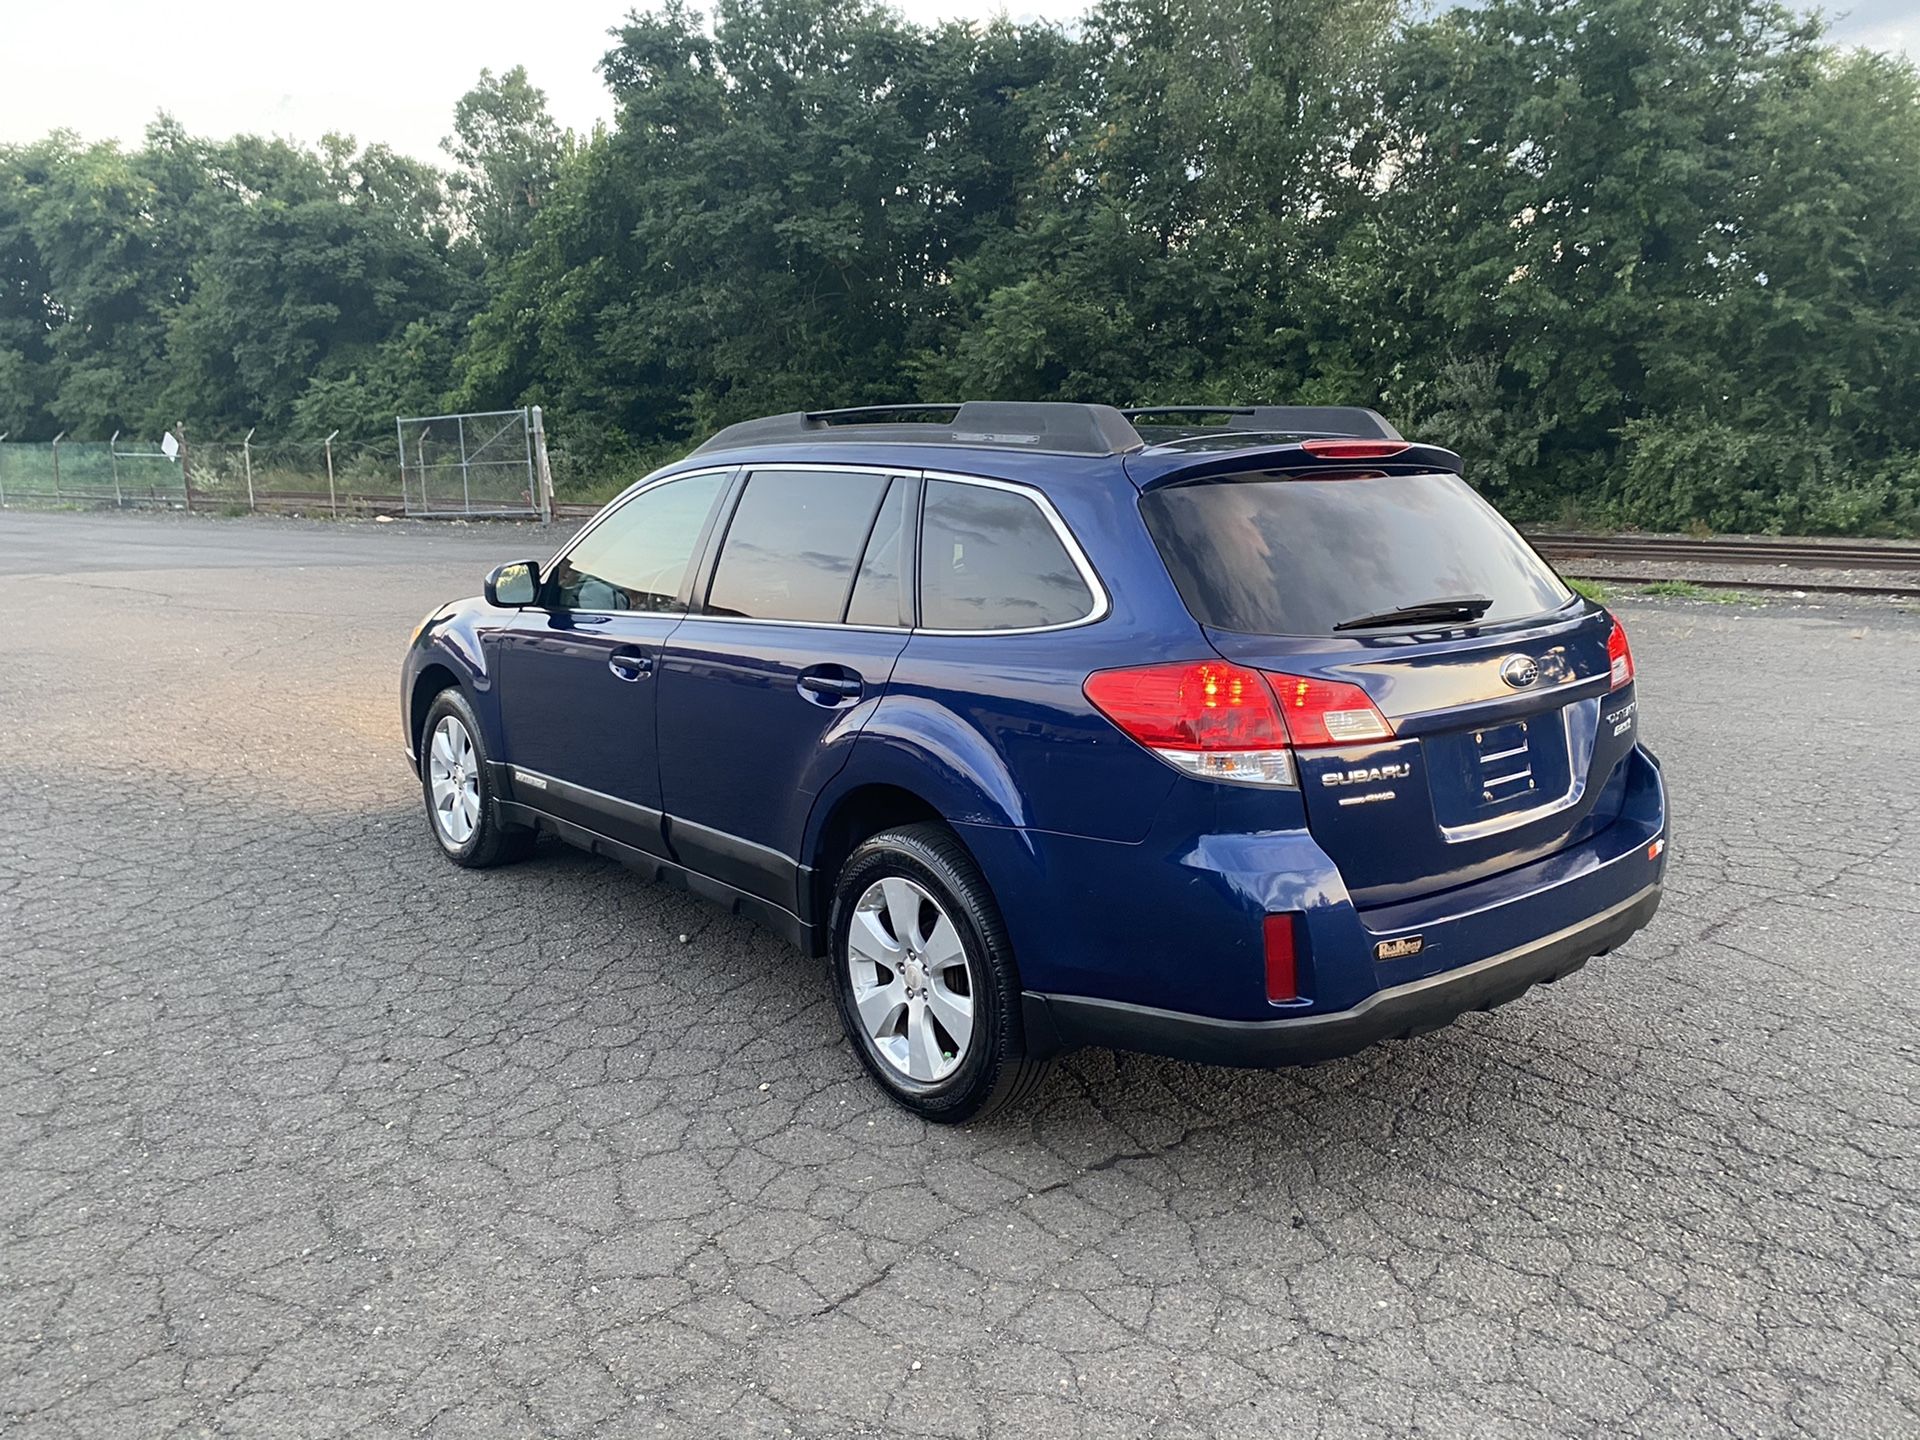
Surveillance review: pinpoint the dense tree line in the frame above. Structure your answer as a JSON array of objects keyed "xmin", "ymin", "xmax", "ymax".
[{"xmin": 3, "ymin": 0, "xmax": 1918, "ymax": 531}]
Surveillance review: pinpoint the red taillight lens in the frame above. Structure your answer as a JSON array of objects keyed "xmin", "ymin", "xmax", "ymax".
[
  {"xmin": 1607, "ymin": 614, "xmax": 1634, "ymax": 690},
  {"xmin": 1264, "ymin": 913, "xmax": 1301, "ymax": 1002},
  {"xmin": 1083, "ymin": 660, "xmax": 1288, "ymax": 749},
  {"xmin": 1083, "ymin": 660, "xmax": 1295, "ymax": 786},
  {"xmin": 1299, "ymin": 439, "xmax": 1411, "ymax": 460},
  {"xmin": 1263, "ymin": 672, "xmax": 1395, "ymax": 748}
]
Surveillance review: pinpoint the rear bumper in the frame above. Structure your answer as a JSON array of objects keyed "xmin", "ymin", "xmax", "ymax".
[{"xmin": 1021, "ymin": 881, "xmax": 1660, "ymax": 1067}]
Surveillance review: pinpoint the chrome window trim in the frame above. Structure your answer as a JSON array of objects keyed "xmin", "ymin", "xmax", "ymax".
[
  {"xmin": 913, "ymin": 468, "xmax": 1110, "ymax": 636},
  {"xmin": 536, "ymin": 461, "xmax": 1108, "ymax": 637}
]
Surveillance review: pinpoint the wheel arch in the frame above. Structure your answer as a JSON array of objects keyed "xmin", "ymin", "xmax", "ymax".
[
  {"xmin": 407, "ymin": 663, "xmax": 464, "ymax": 774},
  {"xmin": 803, "ymin": 782, "xmax": 973, "ymax": 956}
]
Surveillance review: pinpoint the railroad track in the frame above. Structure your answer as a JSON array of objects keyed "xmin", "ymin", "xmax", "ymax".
[{"xmin": 1529, "ymin": 532, "xmax": 1920, "ymax": 572}]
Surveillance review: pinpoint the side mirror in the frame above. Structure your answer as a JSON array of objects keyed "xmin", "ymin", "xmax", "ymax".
[{"xmin": 484, "ymin": 560, "xmax": 541, "ymax": 608}]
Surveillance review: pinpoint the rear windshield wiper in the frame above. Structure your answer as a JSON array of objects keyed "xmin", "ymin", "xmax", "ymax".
[{"xmin": 1332, "ymin": 595, "xmax": 1494, "ymax": 631}]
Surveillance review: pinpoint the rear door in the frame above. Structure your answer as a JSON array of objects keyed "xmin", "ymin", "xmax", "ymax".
[
  {"xmin": 655, "ymin": 466, "xmax": 914, "ymax": 910},
  {"xmin": 1140, "ymin": 469, "xmax": 1640, "ymax": 907}
]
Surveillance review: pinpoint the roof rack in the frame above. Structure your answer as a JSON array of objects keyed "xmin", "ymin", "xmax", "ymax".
[
  {"xmin": 1121, "ymin": 406, "xmax": 1402, "ymax": 442},
  {"xmin": 691, "ymin": 402, "xmax": 1144, "ymax": 458},
  {"xmin": 689, "ymin": 402, "xmax": 1402, "ymax": 458}
]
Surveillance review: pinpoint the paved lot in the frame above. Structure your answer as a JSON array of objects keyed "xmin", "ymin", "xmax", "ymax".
[{"xmin": 2, "ymin": 510, "xmax": 1917, "ymax": 1439}]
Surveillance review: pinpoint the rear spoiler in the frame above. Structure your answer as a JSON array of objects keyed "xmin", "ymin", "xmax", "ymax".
[
  {"xmin": 1129, "ymin": 437, "xmax": 1466, "ymax": 490},
  {"xmin": 1122, "ymin": 405, "xmax": 1402, "ymax": 440}
]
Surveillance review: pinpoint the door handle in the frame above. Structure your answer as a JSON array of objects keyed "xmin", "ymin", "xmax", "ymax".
[
  {"xmin": 608, "ymin": 648, "xmax": 654, "ymax": 682},
  {"xmin": 797, "ymin": 668, "xmax": 863, "ymax": 705}
]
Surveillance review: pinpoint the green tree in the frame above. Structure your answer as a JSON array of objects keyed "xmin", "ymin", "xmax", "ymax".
[
  {"xmin": 444, "ymin": 66, "xmax": 569, "ymax": 264},
  {"xmin": 162, "ymin": 133, "xmax": 478, "ymax": 435}
]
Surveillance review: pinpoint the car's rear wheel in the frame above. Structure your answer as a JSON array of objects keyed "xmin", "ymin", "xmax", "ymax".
[
  {"xmin": 830, "ymin": 823, "xmax": 1050, "ymax": 1122},
  {"xmin": 419, "ymin": 689, "xmax": 533, "ymax": 868}
]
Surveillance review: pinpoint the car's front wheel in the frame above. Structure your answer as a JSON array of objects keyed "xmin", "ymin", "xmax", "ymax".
[
  {"xmin": 418, "ymin": 689, "xmax": 533, "ymax": 868},
  {"xmin": 829, "ymin": 823, "xmax": 1050, "ymax": 1122}
]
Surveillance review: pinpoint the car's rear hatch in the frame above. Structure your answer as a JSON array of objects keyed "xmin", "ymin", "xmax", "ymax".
[{"xmin": 1135, "ymin": 451, "xmax": 1640, "ymax": 909}]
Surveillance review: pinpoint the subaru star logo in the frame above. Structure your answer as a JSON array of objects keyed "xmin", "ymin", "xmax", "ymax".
[{"xmin": 1499, "ymin": 654, "xmax": 1539, "ymax": 689}]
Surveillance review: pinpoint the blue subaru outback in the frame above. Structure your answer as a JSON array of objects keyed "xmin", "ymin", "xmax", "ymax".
[{"xmin": 402, "ymin": 403, "xmax": 1667, "ymax": 1120}]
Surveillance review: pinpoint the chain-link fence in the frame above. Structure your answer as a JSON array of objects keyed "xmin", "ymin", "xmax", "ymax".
[
  {"xmin": 0, "ymin": 410, "xmax": 558, "ymax": 519},
  {"xmin": 396, "ymin": 409, "xmax": 552, "ymax": 519},
  {"xmin": 0, "ymin": 438, "xmax": 186, "ymax": 508}
]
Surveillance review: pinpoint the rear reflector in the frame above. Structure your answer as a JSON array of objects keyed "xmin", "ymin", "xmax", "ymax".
[
  {"xmin": 1607, "ymin": 614, "xmax": 1635, "ymax": 690},
  {"xmin": 1300, "ymin": 438, "xmax": 1411, "ymax": 460},
  {"xmin": 1263, "ymin": 673, "xmax": 1395, "ymax": 748},
  {"xmin": 1083, "ymin": 660, "xmax": 1297, "ymax": 787},
  {"xmin": 1264, "ymin": 914, "xmax": 1301, "ymax": 1002}
]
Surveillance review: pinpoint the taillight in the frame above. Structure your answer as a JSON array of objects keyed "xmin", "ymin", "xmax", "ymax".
[
  {"xmin": 1084, "ymin": 661, "xmax": 1398, "ymax": 784},
  {"xmin": 1607, "ymin": 614, "xmax": 1635, "ymax": 690},
  {"xmin": 1300, "ymin": 439, "xmax": 1411, "ymax": 460},
  {"xmin": 1082, "ymin": 660, "xmax": 1296, "ymax": 787},
  {"xmin": 1264, "ymin": 913, "xmax": 1301, "ymax": 1002},
  {"xmin": 1263, "ymin": 673, "xmax": 1395, "ymax": 748}
]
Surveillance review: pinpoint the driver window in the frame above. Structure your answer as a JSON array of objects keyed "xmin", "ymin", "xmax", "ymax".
[{"xmin": 547, "ymin": 472, "xmax": 728, "ymax": 612}]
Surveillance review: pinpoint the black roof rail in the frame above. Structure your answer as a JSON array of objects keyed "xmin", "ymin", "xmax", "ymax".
[
  {"xmin": 691, "ymin": 402, "xmax": 1145, "ymax": 458},
  {"xmin": 1122, "ymin": 406, "xmax": 1402, "ymax": 442}
]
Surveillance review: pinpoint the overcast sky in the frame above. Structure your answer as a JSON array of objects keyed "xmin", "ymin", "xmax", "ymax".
[{"xmin": 4, "ymin": 0, "xmax": 1913, "ymax": 165}]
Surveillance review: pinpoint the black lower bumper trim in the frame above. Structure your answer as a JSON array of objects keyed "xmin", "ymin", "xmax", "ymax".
[{"xmin": 1022, "ymin": 884, "xmax": 1662, "ymax": 1068}]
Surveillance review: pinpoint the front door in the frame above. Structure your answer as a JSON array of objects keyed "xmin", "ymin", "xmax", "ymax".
[
  {"xmin": 495, "ymin": 468, "xmax": 732, "ymax": 855},
  {"xmin": 656, "ymin": 467, "xmax": 914, "ymax": 911}
]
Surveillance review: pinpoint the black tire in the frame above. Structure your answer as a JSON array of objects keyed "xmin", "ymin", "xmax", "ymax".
[
  {"xmin": 829, "ymin": 823, "xmax": 1051, "ymax": 1122},
  {"xmin": 418, "ymin": 688, "xmax": 535, "ymax": 869}
]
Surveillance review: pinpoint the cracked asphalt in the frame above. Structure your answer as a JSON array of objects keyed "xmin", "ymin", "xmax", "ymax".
[{"xmin": 2, "ymin": 509, "xmax": 1917, "ymax": 1439}]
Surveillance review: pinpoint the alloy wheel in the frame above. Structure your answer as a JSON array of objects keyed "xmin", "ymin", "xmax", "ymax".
[
  {"xmin": 846, "ymin": 876, "xmax": 976, "ymax": 1083},
  {"xmin": 427, "ymin": 714, "xmax": 481, "ymax": 846}
]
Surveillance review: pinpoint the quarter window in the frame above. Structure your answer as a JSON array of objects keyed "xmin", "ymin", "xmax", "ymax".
[
  {"xmin": 707, "ymin": 469, "xmax": 892, "ymax": 623},
  {"xmin": 918, "ymin": 480, "xmax": 1095, "ymax": 631},
  {"xmin": 548, "ymin": 471, "xmax": 727, "ymax": 612}
]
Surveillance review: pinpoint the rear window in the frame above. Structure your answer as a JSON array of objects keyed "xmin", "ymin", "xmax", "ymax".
[{"xmin": 1141, "ymin": 472, "xmax": 1571, "ymax": 635}]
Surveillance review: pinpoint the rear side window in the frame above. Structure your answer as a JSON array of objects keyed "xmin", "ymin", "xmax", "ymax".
[
  {"xmin": 707, "ymin": 468, "xmax": 891, "ymax": 622},
  {"xmin": 919, "ymin": 480, "xmax": 1095, "ymax": 631},
  {"xmin": 845, "ymin": 477, "xmax": 908, "ymax": 627},
  {"xmin": 1141, "ymin": 472, "xmax": 1572, "ymax": 635},
  {"xmin": 549, "ymin": 470, "xmax": 727, "ymax": 612}
]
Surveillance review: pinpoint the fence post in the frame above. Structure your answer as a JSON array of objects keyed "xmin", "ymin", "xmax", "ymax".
[
  {"xmin": 457, "ymin": 414, "xmax": 471, "ymax": 514},
  {"xmin": 324, "ymin": 430, "xmax": 340, "ymax": 517},
  {"xmin": 0, "ymin": 432, "xmax": 8, "ymax": 506},
  {"xmin": 530, "ymin": 406, "xmax": 555, "ymax": 524},
  {"xmin": 178, "ymin": 424, "xmax": 193, "ymax": 512},
  {"xmin": 109, "ymin": 431, "xmax": 123, "ymax": 507},
  {"xmin": 416, "ymin": 427, "xmax": 431, "ymax": 516},
  {"xmin": 243, "ymin": 427, "xmax": 256, "ymax": 511},
  {"xmin": 51, "ymin": 431, "xmax": 66, "ymax": 501}
]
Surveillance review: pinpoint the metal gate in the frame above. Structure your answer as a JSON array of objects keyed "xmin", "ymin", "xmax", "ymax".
[{"xmin": 397, "ymin": 408, "xmax": 553, "ymax": 520}]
